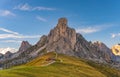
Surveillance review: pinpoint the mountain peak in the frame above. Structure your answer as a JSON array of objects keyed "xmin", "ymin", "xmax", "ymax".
[
  {"xmin": 46, "ymin": 18, "xmax": 113, "ymax": 63},
  {"xmin": 5, "ymin": 51, "xmax": 12, "ymax": 55},
  {"xmin": 58, "ymin": 17, "xmax": 67, "ymax": 25},
  {"xmin": 4, "ymin": 51, "xmax": 13, "ymax": 58},
  {"xmin": 18, "ymin": 41, "xmax": 31, "ymax": 52},
  {"xmin": 46, "ymin": 18, "xmax": 76, "ymax": 55},
  {"xmin": 21, "ymin": 41, "xmax": 30, "ymax": 46},
  {"xmin": 55, "ymin": 17, "xmax": 68, "ymax": 31}
]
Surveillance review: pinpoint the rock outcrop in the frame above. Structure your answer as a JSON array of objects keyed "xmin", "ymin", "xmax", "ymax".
[
  {"xmin": 92, "ymin": 41, "xmax": 115, "ymax": 62},
  {"xmin": 0, "ymin": 53, "xmax": 3, "ymax": 59},
  {"xmin": 4, "ymin": 51, "xmax": 13, "ymax": 59},
  {"xmin": 18, "ymin": 41, "xmax": 32, "ymax": 52},
  {"xmin": 0, "ymin": 41, "xmax": 32, "ymax": 69},
  {"xmin": 36, "ymin": 35, "xmax": 47, "ymax": 48},
  {"xmin": 74, "ymin": 33, "xmax": 97, "ymax": 59},
  {"xmin": 46, "ymin": 18, "xmax": 76, "ymax": 55}
]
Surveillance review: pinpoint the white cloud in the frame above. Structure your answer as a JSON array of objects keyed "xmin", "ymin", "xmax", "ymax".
[
  {"xmin": 36, "ymin": 16, "xmax": 47, "ymax": 22},
  {"xmin": 111, "ymin": 33, "xmax": 120, "ymax": 38},
  {"xmin": 76, "ymin": 27, "xmax": 100, "ymax": 34},
  {"xmin": 14, "ymin": 3, "xmax": 55, "ymax": 11},
  {"xmin": 0, "ymin": 27, "xmax": 40, "ymax": 39},
  {"xmin": 75, "ymin": 24, "xmax": 114, "ymax": 34},
  {"xmin": 0, "ymin": 47, "xmax": 17, "ymax": 54},
  {"xmin": 33, "ymin": 6, "xmax": 55, "ymax": 11},
  {"xmin": 0, "ymin": 27, "xmax": 19, "ymax": 35},
  {"xmin": 0, "ymin": 40, "xmax": 22, "ymax": 43},
  {"xmin": 111, "ymin": 34, "xmax": 116, "ymax": 38},
  {"xmin": 14, "ymin": 3, "xmax": 31, "ymax": 11},
  {"xmin": 0, "ymin": 34, "xmax": 40, "ymax": 39},
  {"xmin": 0, "ymin": 10, "xmax": 15, "ymax": 16}
]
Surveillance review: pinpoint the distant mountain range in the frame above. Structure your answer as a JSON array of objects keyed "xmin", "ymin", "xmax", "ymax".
[
  {"xmin": 0, "ymin": 47, "xmax": 17, "ymax": 54},
  {"xmin": 0, "ymin": 18, "xmax": 120, "ymax": 70},
  {"xmin": 1, "ymin": 43, "xmax": 120, "ymax": 57}
]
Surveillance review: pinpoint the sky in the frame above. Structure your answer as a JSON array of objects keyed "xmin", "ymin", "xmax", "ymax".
[{"xmin": 0, "ymin": 0, "xmax": 120, "ymax": 50}]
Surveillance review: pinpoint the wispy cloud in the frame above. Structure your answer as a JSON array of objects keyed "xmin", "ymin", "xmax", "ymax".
[
  {"xmin": 0, "ymin": 34, "xmax": 40, "ymax": 39},
  {"xmin": 33, "ymin": 6, "xmax": 55, "ymax": 11},
  {"xmin": 0, "ymin": 10, "xmax": 15, "ymax": 16},
  {"xmin": 0, "ymin": 40, "xmax": 22, "ymax": 43},
  {"xmin": 0, "ymin": 27, "xmax": 40, "ymax": 40},
  {"xmin": 36, "ymin": 16, "xmax": 47, "ymax": 22},
  {"xmin": 14, "ymin": 3, "xmax": 31, "ymax": 11},
  {"xmin": 76, "ymin": 24, "xmax": 115, "ymax": 34},
  {"xmin": 14, "ymin": 3, "xmax": 55, "ymax": 11},
  {"xmin": 111, "ymin": 33, "xmax": 120, "ymax": 38},
  {"xmin": 76, "ymin": 27, "xmax": 101, "ymax": 34},
  {"xmin": 0, "ymin": 27, "xmax": 19, "ymax": 35}
]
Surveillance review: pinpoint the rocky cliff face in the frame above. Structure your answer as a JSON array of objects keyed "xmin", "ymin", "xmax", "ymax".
[
  {"xmin": 0, "ymin": 41, "xmax": 32, "ymax": 69},
  {"xmin": 74, "ymin": 33, "xmax": 97, "ymax": 59},
  {"xmin": 0, "ymin": 53, "xmax": 3, "ymax": 59},
  {"xmin": 4, "ymin": 51, "xmax": 13, "ymax": 59},
  {"xmin": 36, "ymin": 35, "xmax": 47, "ymax": 48},
  {"xmin": 74, "ymin": 34, "xmax": 113, "ymax": 63},
  {"xmin": 18, "ymin": 41, "xmax": 32, "ymax": 52},
  {"xmin": 92, "ymin": 41, "xmax": 115, "ymax": 62},
  {"xmin": 46, "ymin": 18, "xmax": 76, "ymax": 55}
]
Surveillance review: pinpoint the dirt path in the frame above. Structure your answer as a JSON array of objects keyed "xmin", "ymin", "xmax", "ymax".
[{"xmin": 41, "ymin": 61, "xmax": 55, "ymax": 66}]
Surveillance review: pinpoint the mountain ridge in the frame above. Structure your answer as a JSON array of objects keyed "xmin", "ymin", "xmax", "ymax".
[{"xmin": 0, "ymin": 17, "xmax": 120, "ymax": 69}]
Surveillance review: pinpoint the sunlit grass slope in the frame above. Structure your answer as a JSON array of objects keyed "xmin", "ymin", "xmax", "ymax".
[{"xmin": 0, "ymin": 52, "xmax": 120, "ymax": 77}]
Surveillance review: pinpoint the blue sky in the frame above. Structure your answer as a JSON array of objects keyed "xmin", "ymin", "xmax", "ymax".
[{"xmin": 0, "ymin": 0, "xmax": 120, "ymax": 49}]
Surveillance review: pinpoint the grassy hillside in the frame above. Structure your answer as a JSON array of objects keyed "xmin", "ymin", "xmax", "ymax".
[{"xmin": 0, "ymin": 52, "xmax": 120, "ymax": 77}]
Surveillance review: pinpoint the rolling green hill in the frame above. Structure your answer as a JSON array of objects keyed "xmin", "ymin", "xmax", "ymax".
[{"xmin": 0, "ymin": 52, "xmax": 120, "ymax": 77}]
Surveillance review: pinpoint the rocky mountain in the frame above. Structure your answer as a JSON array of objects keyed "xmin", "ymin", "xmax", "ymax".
[
  {"xmin": 40, "ymin": 18, "xmax": 113, "ymax": 63},
  {"xmin": 0, "ymin": 53, "xmax": 4, "ymax": 59},
  {"xmin": 0, "ymin": 51, "xmax": 13, "ymax": 60},
  {"xmin": 0, "ymin": 17, "xmax": 119, "ymax": 69},
  {"xmin": 46, "ymin": 18, "xmax": 76, "ymax": 55},
  {"xmin": 92, "ymin": 41, "xmax": 115, "ymax": 62},
  {"xmin": 18, "ymin": 41, "xmax": 32, "ymax": 52},
  {"xmin": 3, "ymin": 51, "xmax": 13, "ymax": 59},
  {"xmin": 0, "ymin": 41, "xmax": 32, "ymax": 69}
]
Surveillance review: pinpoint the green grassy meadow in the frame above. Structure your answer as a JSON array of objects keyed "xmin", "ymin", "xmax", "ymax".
[{"xmin": 0, "ymin": 52, "xmax": 120, "ymax": 77}]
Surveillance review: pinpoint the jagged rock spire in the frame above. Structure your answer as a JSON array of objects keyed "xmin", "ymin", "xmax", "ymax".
[
  {"xmin": 18, "ymin": 41, "xmax": 31, "ymax": 52},
  {"xmin": 46, "ymin": 17, "xmax": 76, "ymax": 55},
  {"xmin": 57, "ymin": 18, "xmax": 68, "ymax": 26}
]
